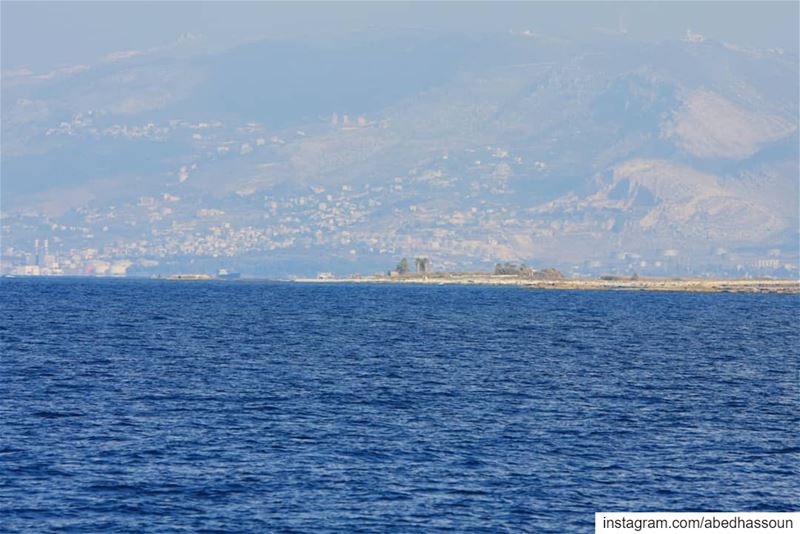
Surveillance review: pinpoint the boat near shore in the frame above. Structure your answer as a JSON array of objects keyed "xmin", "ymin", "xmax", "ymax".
[
  {"xmin": 164, "ymin": 274, "xmax": 214, "ymax": 281},
  {"xmin": 217, "ymin": 269, "xmax": 241, "ymax": 280}
]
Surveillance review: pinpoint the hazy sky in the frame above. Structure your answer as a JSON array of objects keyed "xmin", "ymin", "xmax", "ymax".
[{"xmin": 3, "ymin": 2, "xmax": 798, "ymax": 72}]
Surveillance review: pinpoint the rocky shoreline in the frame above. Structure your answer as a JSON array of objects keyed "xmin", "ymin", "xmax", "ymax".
[{"xmin": 295, "ymin": 275, "xmax": 800, "ymax": 294}]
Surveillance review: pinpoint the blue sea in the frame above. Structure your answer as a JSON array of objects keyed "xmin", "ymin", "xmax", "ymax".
[{"xmin": 1, "ymin": 278, "xmax": 798, "ymax": 532}]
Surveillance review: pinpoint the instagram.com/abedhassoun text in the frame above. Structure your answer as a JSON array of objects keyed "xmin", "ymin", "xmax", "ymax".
[{"xmin": 596, "ymin": 512, "xmax": 797, "ymax": 533}]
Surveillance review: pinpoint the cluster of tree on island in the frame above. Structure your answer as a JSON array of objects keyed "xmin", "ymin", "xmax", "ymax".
[
  {"xmin": 492, "ymin": 262, "xmax": 564, "ymax": 280},
  {"xmin": 389, "ymin": 258, "xmax": 563, "ymax": 280},
  {"xmin": 393, "ymin": 257, "xmax": 431, "ymax": 275}
]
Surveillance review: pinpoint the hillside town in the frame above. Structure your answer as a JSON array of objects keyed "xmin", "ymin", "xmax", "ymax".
[{"xmin": 3, "ymin": 146, "xmax": 797, "ymax": 279}]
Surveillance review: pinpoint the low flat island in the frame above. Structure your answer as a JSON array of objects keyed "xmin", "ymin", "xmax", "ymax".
[{"xmin": 295, "ymin": 272, "xmax": 800, "ymax": 294}]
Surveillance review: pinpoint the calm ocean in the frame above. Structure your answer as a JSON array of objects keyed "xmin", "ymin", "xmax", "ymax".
[{"xmin": 1, "ymin": 278, "xmax": 798, "ymax": 532}]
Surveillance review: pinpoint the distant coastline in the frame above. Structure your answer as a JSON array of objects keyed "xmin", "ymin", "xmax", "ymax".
[
  {"xmin": 294, "ymin": 273, "xmax": 800, "ymax": 294},
  {"xmin": 3, "ymin": 273, "xmax": 798, "ymax": 293}
]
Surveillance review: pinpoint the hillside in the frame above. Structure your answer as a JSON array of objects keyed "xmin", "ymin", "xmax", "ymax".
[{"xmin": 2, "ymin": 31, "xmax": 797, "ymax": 277}]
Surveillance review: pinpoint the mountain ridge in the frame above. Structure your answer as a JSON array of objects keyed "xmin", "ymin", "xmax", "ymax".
[{"xmin": 2, "ymin": 31, "xmax": 797, "ymax": 277}]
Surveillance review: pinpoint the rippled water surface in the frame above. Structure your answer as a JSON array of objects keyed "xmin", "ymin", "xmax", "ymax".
[{"xmin": 1, "ymin": 278, "xmax": 798, "ymax": 532}]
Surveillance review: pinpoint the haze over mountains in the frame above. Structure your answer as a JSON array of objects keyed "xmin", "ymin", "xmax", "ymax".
[{"xmin": 2, "ymin": 8, "xmax": 798, "ymax": 277}]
